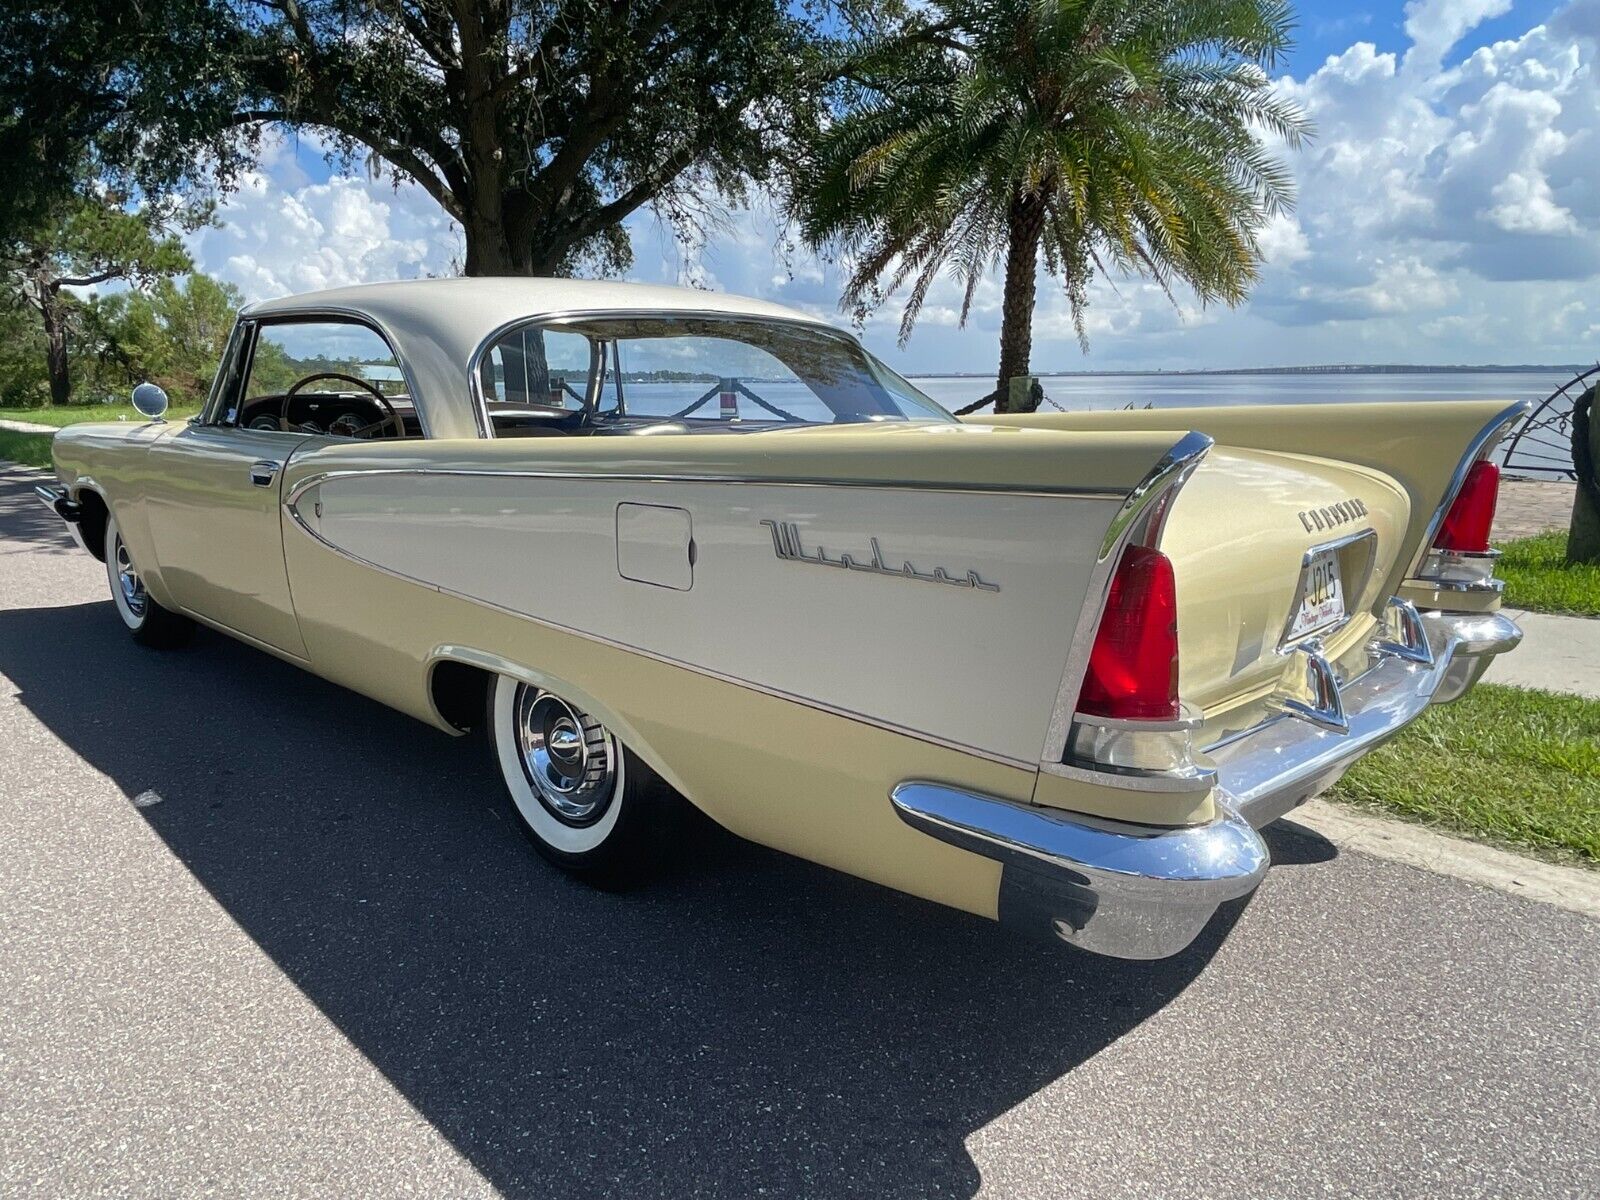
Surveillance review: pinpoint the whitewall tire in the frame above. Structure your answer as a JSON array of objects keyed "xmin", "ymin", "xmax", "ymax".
[
  {"xmin": 104, "ymin": 515, "xmax": 193, "ymax": 649},
  {"xmin": 488, "ymin": 674, "xmax": 670, "ymax": 884}
]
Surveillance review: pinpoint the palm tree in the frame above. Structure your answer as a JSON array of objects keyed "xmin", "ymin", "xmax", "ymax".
[{"xmin": 796, "ymin": 0, "xmax": 1310, "ymax": 412}]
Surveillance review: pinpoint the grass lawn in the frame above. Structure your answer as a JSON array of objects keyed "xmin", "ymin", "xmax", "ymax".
[
  {"xmin": 0, "ymin": 401, "xmax": 203, "ymax": 428},
  {"xmin": 1330, "ymin": 683, "xmax": 1600, "ymax": 866},
  {"xmin": 1495, "ymin": 531, "xmax": 1600, "ymax": 618},
  {"xmin": 0, "ymin": 403, "xmax": 203, "ymax": 471}
]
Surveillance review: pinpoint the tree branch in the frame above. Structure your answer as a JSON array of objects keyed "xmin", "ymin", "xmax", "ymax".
[{"xmin": 55, "ymin": 268, "xmax": 122, "ymax": 288}]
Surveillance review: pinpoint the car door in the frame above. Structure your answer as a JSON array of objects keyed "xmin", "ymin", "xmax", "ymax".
[
  {"xmin": 144, "ymin": 319, "xmax": 316, "ymax": 657},
  {"xmin": 145, "ymin": 421, "xmax": 313, "ymax": 658},
  {"xmin": 147, "ymin": 312, "xmax": 419, "ymax": 658}
]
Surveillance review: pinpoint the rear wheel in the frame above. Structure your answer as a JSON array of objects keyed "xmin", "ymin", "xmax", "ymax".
[
  {"xmin": 488, "ymin": 674, "xmax": 669, "ymax": 886},
  {"xmin": 105, "ymin": 516, "xmax": 193, "ymax": 649}
]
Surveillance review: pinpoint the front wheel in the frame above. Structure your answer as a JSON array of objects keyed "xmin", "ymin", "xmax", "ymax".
[
  {"xmin": 105, "ymin": 515, "xmax": 193, "ymax": 649},
  {"xmin": 488, "ymin": 674, "xmax": 671, "ymax": 886}
]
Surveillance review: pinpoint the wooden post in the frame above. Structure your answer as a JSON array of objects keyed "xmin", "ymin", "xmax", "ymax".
[
  {"xmin": 1008, "ymin": 375, "xmax": 1041, "ymax": 413},
  {"xmin": 719, "ymin": 378, "xmax": 739, "ymax": 421},
  {"xmin": 1569, "ymin": 385, "xmax": 1600, "ymax": 564}
]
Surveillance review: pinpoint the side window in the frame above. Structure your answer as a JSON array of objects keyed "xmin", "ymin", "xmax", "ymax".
[
  {"xmin": 225, "ymin": 319, "xmax": 417, "ymax": 438},
  {"xmin": 480, "ymin": 328, "xmax": 592, "ymax": 411}
]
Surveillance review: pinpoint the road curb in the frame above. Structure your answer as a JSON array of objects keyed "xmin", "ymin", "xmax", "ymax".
[{"xmin": 1287, "ymin": 799, "xmax": 1600, "ymax": 919}]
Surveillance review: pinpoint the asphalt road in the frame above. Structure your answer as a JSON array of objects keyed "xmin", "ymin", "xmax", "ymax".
[{"xmin": 1, "ymin": 462, "xmax": 1597, "ymax": 1199}]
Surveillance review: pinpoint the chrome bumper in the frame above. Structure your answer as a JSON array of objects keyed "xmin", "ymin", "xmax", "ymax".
[
  {"xmin": 33, "ymin": 482, "xmax": 87, "ymax": 550},
  {"xmin": 892, "ymin": 606, "xmax": 1522, "ymax": 960}
]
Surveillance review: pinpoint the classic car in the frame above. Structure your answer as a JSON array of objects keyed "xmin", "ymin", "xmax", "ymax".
[{"xmin": 36, "ymin": 278, "xmax": 1525, "ymax": 960}]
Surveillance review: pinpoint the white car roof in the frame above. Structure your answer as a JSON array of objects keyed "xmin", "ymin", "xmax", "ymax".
[{"xmin": 240, "ymin": 278, "xmax": 838, "ymax": 438}]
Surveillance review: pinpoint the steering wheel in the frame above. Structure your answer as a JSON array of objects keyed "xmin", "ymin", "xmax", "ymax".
[{"xmin": 279, "ymin": 372, "xmax": 404, "ymax": 439}]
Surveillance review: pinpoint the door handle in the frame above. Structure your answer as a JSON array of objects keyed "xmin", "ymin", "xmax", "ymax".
[{"xmin": 250, "ymin": 460, "xmax": 281, "ymax": 488}]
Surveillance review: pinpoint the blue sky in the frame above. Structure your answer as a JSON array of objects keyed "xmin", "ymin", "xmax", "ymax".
[{"xmin": 184, "ymin": 0, "xmax": 1600, "ymax": 373}]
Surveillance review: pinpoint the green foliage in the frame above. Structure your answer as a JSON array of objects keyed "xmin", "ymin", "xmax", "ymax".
[
  {"xmin": 0, "ymin": 3, "xmax": 252, "ymax": 239},
  {"xmin": 0, "ymin": 303, "xmax": 48, "ymax": 407},
  {"xmin": 1332, "ymin": 684, "xmax": 1600, "ymax": 865},
  {"xmin": 0, "ymin": 428, "xmax": 51, "ymax": 468},
  {"xmin": 85, "ymin": 274, "xmax": 241, "ymax": 407},
  {"xmin": 0, "ymin": 180, "xmax": 202, "ymax": 406},
  {"xmin": 1496, "ymin": 531, "xmax": 1600, "ymax": 617},
  {"xmin": 794, "ymin": 0, "xmax": 1309, "ymax": 399},
  {"xmin": 0, "ymin": 0, "xmax": 890, "ymax": 278},
  {"xmin": 0, "ymin": 401, "xmax": 205, "ymax": 428},
  {"xmin": 3, "ymin": 188, "xmax": 197, "ymax": 295}
]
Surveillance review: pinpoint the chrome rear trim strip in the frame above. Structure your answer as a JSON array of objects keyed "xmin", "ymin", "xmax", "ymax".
[{"xmin": 284, "ymin": 466, "xmax": 1127, "ymax": 503}]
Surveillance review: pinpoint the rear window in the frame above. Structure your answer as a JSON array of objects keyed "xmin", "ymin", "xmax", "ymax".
[{"xmin": 477, "ymin": 316, "xmax": 952, "ymax": 431}]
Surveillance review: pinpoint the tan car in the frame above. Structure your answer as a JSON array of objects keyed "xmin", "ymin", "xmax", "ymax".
[{"xmin": 37, "ymin": 278, "xmax": 1524, "ymax": 960}]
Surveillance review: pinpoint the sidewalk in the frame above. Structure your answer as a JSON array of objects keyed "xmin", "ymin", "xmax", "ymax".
[
  {"xmin": 1488, "ymin": 608, "xmax": 1600, "ymax": 698},
  {"xmin": 1495, "ymin": 480, "xmax": 1575, "ymax": 540},
  {"xmin": 0, "ymin": 418, "xmax": 56, "ymax": 434}
]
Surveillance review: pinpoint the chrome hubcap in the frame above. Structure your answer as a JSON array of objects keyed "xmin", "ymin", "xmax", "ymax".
[
  {"xmin": 514, "ymin": 687, "xmax": 617, "ymax": 826},
  {"xmin": 114, "ymin": 535, "xmax": 147, "ymax": 618}
]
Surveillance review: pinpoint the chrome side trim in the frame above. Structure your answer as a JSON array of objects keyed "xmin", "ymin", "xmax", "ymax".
[
  {"xmin": 1039, "ymin": 431, "xmax": 1215, "ymax": 766},
  {"xmin": 890, "ymin": 781, "xmax": 1268, "ymax": 960},
  {"xmin": 282, "ymin": 493, "xmax": 1037, "ymax": 772},
  {"xmin": 1411, "ymin": 400, "xmax": 1531, "ymax": 572},
  {"xmin": 283, "ymin": 465, "xmax": 1126, "ymax": 504}
]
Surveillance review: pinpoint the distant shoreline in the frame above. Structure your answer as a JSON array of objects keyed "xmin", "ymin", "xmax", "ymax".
[{"xmin": 906, "ymin": 364, "xmax": 1588, "ymax": 378}]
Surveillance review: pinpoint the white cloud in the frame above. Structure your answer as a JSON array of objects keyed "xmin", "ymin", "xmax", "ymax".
[
  {"xmin": 1402, "ymin": 0, "xmax": 1513, "ymax": 72},
  {"xmin": 186, "ymin": 137, "xmax": 461, "ymax": 305}
]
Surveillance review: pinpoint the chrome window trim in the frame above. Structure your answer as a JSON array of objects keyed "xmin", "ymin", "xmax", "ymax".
[
  {"xmin": 281, "ymin": 485, "xmax": 1038, "ymax": 772},
  {"xmin": 466, "ymin": 308, "xmax": 959, "ymax": 440},
  {"xmin": 200, "ymin": 321, "xmax": 250, "ymax": 425},
  {"xmin": 282, "ymin": 466, "xmax": 1129, "ymax": 502},
  {"xmin": 1038, "ymin": 430, "xmax": 1215, "ymax": 769},
  {"xmin": 223, "ymin": 305, "xmax": 434, "ymax": 439}
]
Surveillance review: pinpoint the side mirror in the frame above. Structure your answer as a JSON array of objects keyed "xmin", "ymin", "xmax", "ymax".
[{"xmin": 131, "ymin": 382, "xmax": 169, "ymax": 421}]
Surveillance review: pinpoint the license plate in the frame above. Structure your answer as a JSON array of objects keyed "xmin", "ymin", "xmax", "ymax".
[{"xmin": 1287, "ymin": 548, "xmax": 1345, "ymax": 642}]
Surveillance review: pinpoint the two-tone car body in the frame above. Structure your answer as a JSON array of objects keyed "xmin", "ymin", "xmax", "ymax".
[{"xmin": 38, "ymin": 279, "xmax": 1524, "ymax": 959}]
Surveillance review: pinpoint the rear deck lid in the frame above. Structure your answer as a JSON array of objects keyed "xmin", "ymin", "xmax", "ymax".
[{"xmin": 1160, "ymin": 447, "xmax": 1412, "ymax": 714}]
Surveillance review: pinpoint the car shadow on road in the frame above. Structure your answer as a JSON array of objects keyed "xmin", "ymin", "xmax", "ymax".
[{"xmin": 0, "ymin": 600, "xmax": 1254, "ymax": 1199}]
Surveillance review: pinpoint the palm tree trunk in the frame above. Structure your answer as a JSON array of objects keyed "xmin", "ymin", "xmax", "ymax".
[{"xmin": 994, "ymin": 190, "xmax": 1045, "ymax": 414}]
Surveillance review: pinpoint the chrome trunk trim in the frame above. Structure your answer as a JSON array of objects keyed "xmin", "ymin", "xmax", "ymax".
[
  {"xmin": 1039, "ymin": 431, "xmax": 1215, "ymax": 767},
  {"xmin": 1410, "ymin": 400, "xmax": 1531, "ymax": 573}
]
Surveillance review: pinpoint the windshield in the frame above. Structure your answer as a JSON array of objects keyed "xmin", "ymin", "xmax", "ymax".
[{"xmin": 476, "ymin": 316, "xmax": 953, "ymax": 431}]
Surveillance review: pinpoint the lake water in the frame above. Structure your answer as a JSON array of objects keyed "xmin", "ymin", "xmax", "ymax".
[
  {"xmin": 910, "ymin": 370, "xmax": 1579, "ymax": 414},
  {"xmin": 610, "ymin": 369, "xmax": 1579, "ymax": 476},
  {"xmin": 910, "ymin": 371, "xmax": 1587, "ymax": 478}
]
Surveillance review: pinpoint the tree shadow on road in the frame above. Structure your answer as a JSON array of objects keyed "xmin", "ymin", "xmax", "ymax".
[
  {"xmin": 0, "ymin": 600, "xmax": 1251, "ymax": 1199},
  {"xmin": 0, "ymin": 465, "xmax": 79, "ymax": 557}
]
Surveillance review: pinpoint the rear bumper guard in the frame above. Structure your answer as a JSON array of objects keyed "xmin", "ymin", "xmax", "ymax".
[{"xmin": 891, "ymin": 605, "xmax": 1521, "ymax": 960}]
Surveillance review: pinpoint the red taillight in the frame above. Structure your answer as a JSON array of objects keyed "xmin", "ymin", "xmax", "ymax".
[
  {"xmin": 1077, "ymin": 544, "xmax": 1180, "ymax": 721},
  {"xmin": 1435, "ymin": 461, "xmax": 1499, "ymax": 553}
]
